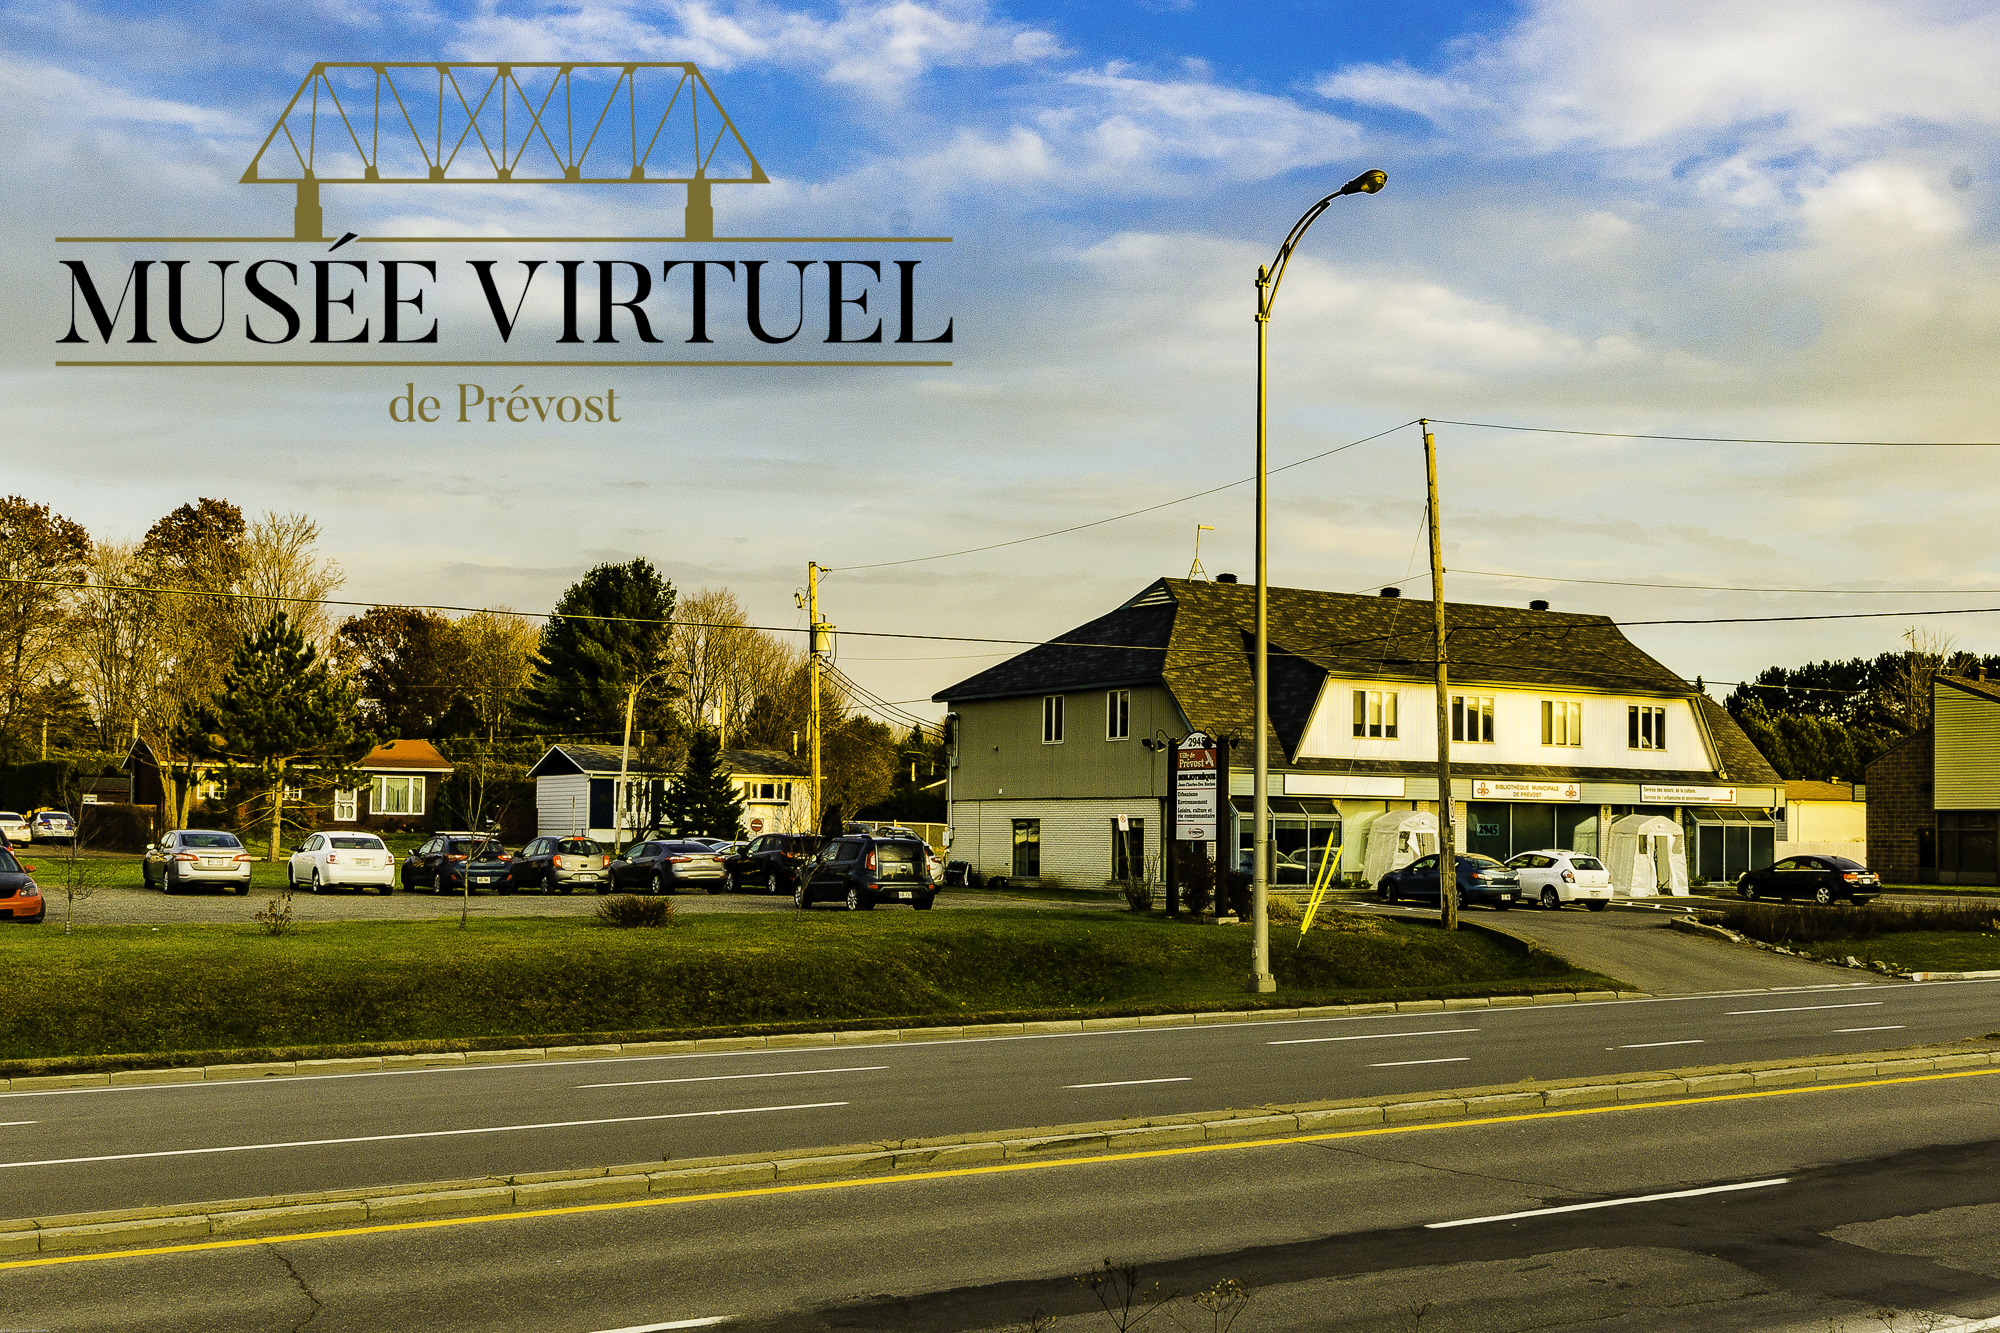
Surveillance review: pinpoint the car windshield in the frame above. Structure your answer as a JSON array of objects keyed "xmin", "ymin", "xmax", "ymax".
[
  {"xmin": 182, "ymin": 833, "xmax": 242, "ymax": 849},
  {"xmin": 0, "ymin": 850, "xmax": 17, "ymax": 873},
  {"xmin": 330, "ymin": 837, "xmax": 383, "ymax": 850},
  {"xmin": 1570, "ymin": 856, "xmax": 1605, "ymax": 871},
  {"xmin": 0, "ymin": 813, "xmax": 21, "ymax": 822},
  {"xmin": 451, "ymin": 840, "xmax": 503, "ymax": 858},
  {"xmin": 1462, "ymin": 854, "xmax": 1505, "ymax": 868},
  {"xmin": 557, "ymin": 839, "xmax": 599, "ymax": 855}
]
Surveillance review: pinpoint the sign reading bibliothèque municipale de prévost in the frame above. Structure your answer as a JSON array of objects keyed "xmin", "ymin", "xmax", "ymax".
[{"xmin": 1176, "ymin": 732, "xmax": 1219, "ymax": 843}]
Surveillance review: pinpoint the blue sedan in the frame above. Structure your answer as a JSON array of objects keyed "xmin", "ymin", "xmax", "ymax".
[{"xmin": 1376, "ymin": 853, "xmax": 1522, "ymax": 910}]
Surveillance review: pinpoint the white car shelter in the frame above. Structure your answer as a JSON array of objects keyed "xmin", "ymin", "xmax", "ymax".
[
  {"xmin": 1363, "ymin": 809, "xmax": 1440, "ymax": 888},
  {"xmin": 1606, "ymin": 813, "xmax": 1689, "ymax": 897}
]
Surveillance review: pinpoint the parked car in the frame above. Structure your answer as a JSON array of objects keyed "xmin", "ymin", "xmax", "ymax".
[
  {"xmin": 143, "ymin": 830, "xmax": 253, "ymax": 895},
  {"xmin": 288, "ymin": 832, "xmax": 396, "ymax": 894},
  {"xmin": 1375, "ymin": 853, "xmax": 1520, "ymax": 910},
  {"xmin": 1737, "ymin": 855, "xmax": 1881, "ymax": 905},
  {"xmin": 511, "ymin": 836, "xmax": 609, "ymax": 893},
  {"xmin": 401, "ymin": 833, "xmax": 512, "ymax": 893},
  {"xmin": 796, "ymin": 833, "xmax": 938, "ymax": 911},
  {"xmin": 0, "ymin": 847, "xmax": 43, "ymax": 923},
  {"xmin": 28, "ymin": 811, "xmax": 75, "ymax": 844},
  {"xmin": 1505, "ymin": 849, "xmax": 1612, "ymax": 911},
  {"xmin": 0, "ymin": 812, "xmax": 29, "ymax": 845},
  {"xmin": 607, "ymin": 840, "xmax": 727, "ymax": 894},
  {"xmin": 723, "ymin": 833, "xmax": 826, "ymax": 894}
]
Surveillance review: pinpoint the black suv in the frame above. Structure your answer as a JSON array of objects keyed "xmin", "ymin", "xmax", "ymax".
[
  {"xmin": 724, "ymin": 834, "xmax": 826, "ymax": 894},
  {"xmin": 796, "ymin": 835, "xmax": 937, "ymax": 911},
  {"xmin": 402, "ymin": 834, "xmax": 513, "ymax": 893}
]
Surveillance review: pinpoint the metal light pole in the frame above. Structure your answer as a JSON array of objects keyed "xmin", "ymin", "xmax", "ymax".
[{"xmin": 1250, "ymin": 168, "xmax": 1386, "ymax": 994}]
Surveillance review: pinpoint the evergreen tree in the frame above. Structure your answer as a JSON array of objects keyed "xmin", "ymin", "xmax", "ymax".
[
  {"xmin": 661, "ymin": 729, "xmax": 743, "ymax": 838},
  {"xmin": 519, "ymin": 559, "xmax": 675, "ymax": 740},
  {"xmin": 178, "ymin": 612, "xmax": 375, "ymax": 860}
]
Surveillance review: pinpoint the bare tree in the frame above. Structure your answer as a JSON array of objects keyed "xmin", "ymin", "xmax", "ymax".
[
  {"xmin": 70, "ymin": 541, "xmax": 155, "ymax": 749},
  {"xmin": 457, "ymin": 608, "xmax": 539, "ymax": 741},
  {"xmin": 1876, "ymin": 628, "xmax": 1979, "ymax": 736},
  {"xmin": 233, "ymin": 512, "xmax": 344, "ymax": 650},
  {"xmin": 0, "ymin": 497, "xmax": 91, "ymax": 757},
  {"xmin": 668, "ymin": 588, "xmax": 758, "ymax": 740}
]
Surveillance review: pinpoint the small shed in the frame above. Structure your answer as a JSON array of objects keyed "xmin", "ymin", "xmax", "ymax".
[
  {"xmin": 1363, "ymin": 809, "xmax": 1439, "ymax": 887},
  {"xmin": 1607, "ymin": 813, "xmax": 1689, "ymax": 897}
]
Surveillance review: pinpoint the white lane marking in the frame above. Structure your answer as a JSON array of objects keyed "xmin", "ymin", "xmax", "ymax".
[
  {"xmin": 1836, "ymin": 1025, "xmax": 1906, "ymax": 1033},
  {"xmin": 1618, "ymin": 1040, "xmax": 1705, "ymax": 1049},
  {"xmin": 1270, "ymin": 1029, "xmax": 1479, "ymax": 1046},
  {"xmin": 0, "ymin": 1103, "xmax": 847, "ymax": 1171},
  {"xmin": 579, "ymin": 1066, "xmax": 886, "ymax": 1089},
  {"xmin": 1727, "ymin": 1002, "xmax": 1884, "ymax": 1015},
  {"xmin": 1369, "ymin": 1057, "xmax": 1470, "ymax": 1068},
  {"xmin": 0, "ymin": 1121, "xmax": 33, "ymax": 1127},
  {"xmin": 1426, "ymin": 1177, "xmax": 1790, "ymax": 1229},
  {"xmin": 1065, "ymin": 1078, "xmax": 1192, "ymax": 1089},
  {"xmin": 591, "ymin": 1320, "xmax": 730, "ymax": 1332}
]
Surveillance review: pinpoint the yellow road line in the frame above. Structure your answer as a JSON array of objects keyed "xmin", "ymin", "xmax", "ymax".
[{"xmin": 7, "ymin": 1066, "xmax": 1997, "ymax": 1272}]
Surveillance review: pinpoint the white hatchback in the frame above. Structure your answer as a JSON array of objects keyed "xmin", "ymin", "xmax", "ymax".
[
  {"xmin": 1505, "ymin": 849, "xmax": 1613, "ymax": 911},
  {"xmin": 289, "ymin": 832, "xmax": 397, "ymax": 895},
  {"xmin": 0, "ymin": 812, "xmax": 29, "ymax": 844}
]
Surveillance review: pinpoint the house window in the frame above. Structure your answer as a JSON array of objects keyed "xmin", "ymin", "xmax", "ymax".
[
  {"xmin": 1042, "ymin": 695, "xmax": 1064, "ymax": 744},
  {"xmin": 333, "ymin": 789, "xmax": 357, "ymax": 822},
  {"xmin": 1110, "ymin": 818, "xmax": 1146, "ymax": 880},
  {"xmin": 1012, "ymin": 818, "xmax": 1041, "ymax": 878},
  {"xmin": 1106, "ymin": 689, "xmax": 1130, "ymax": 741},
  {"xmin": 1541, "ymin": 700, "xmax": 1583, "ymax": 747},
  {"xmin": 1451, "ymin": 695, "xmax": 1495, "ymax": 743},
  {"xmin": 1352, "ymin": 690, "xmax": 1399, "ymax": 739},
  {"xmin": 374, "ymin": 774, "xmax": 424, "ymax": 815},
  {"xmin": 281, "ymin": 785, "xmax": 303, "ymax": 801},
  {"xmin": 1628, "ymin": 705, "xmax": 1667, "ymax": 750}
]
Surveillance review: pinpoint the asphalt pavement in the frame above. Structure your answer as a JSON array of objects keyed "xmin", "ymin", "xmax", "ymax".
[
  {"xmin": 9, "ymin": 1060, "xmax": 2000, "ymax": 1331},
  {"xmin": 7, "ymin": 978, "xmax": 1995, "ymax": 1221}
]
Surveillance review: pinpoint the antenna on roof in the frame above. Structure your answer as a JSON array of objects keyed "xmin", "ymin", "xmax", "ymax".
[{"xmin": 1189, "ymin": 525, "xmax": 1215, "ymax": 581}]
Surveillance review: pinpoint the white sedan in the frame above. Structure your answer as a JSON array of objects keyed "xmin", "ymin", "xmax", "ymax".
[
  {"xmin": 0, "ymin": 812, "xmax": 29, "ymax": 844},
  {"xmin": 288, "ymin": 832, "xmax": 397, "ymax": 894},
  {"xmin": 1505, "ymin": 849, "xmax": 1612, "ymax": 911}
]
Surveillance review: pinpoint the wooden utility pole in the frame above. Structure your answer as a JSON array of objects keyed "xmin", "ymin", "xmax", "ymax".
[
  {"xmin": 1424, "ymin": 419, "xmax": 1457, "ymax": 930},
  {"xmin": 799, "ymin": 563, "xmax": 831, "ymax": 835}
]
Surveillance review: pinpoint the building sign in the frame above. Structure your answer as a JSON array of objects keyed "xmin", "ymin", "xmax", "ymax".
[
  {"xmin": 1175, "ymin": 731, "xmax": 1219, "ymax": 842},
  {"xmin": 1642, "ymin": 784, "xmax": 1737, "ymax": 805},
  {"xmin": 1286, "ymin": 774, "xmax": 1406, "ymax": 798},
  {"xmin": 1470, "ymin": 779, "xmax": 1581, "ymax": 802}
]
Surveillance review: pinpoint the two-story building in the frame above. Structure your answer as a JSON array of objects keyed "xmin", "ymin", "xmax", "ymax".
[
  {"xmin": 1866, "ymin": 672, "xmax": 2000, "ymax": 885},
  {"xmin": 934, "ymin": 578, "xmax": 1781, "ymax": 890}
]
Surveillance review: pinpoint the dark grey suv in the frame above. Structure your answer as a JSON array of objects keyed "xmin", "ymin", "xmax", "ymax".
[{"xmin": 796, "ymin": 835, "xmax": 938, "ymax": 911}]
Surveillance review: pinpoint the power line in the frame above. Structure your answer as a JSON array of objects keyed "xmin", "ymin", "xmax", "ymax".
[
  {"xmin": 831, "ymin": 420, "xmax": 1419, "ymax": 572},
  {"xmin": 1446, "ymin": 568, "xmax": 2000, "ymax": 596},
  {"xmin": 1428, "ymin": 418, "xmax": 2000, "ymax": 447}
]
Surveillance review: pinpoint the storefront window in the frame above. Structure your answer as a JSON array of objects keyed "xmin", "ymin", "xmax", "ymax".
[
  {"xmin": 1012, "ymin": 819, "xmax": 1041, "ymax": 878},
  {"xmin": 1110, "ymin": 819, "xmax": 1146, "ymax": 880}
]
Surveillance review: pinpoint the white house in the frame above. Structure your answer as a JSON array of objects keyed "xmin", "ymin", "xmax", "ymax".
[{"xmin": 526, "ymin": 743, "xmax": 812, "ymax": 842}]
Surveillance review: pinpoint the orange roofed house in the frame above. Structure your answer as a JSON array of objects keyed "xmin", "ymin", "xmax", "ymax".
[{"xmin": 127, "ymin": 737, "xmax": 455, "ymax": 835}]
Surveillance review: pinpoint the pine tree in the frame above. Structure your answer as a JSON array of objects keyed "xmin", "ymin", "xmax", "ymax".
[
  {"xmin": 519, "ymin": 559, "xmax": 675, "ymax": 739},
  {"xmin": 178, "ymin": 612, "xmax": 375, "ymax": 860},
  {"xmin": 662, "ymin": 729, "xmax": 743, "ymax": 838}
]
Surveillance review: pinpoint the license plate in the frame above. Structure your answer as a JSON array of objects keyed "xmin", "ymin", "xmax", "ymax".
[
  {"xmin": 574, "ymin": 873, "xmax": 599, "ymax": 881},
  {"xmin": 200, "ymin": 859, "xmax": 229, "ymax": 870},
  {"xmin": 471, "ymin": 876, "xmax": 492, "ymax": 885},
  {"xmin": 897, "ymin": 891, "xmax": 913, "ymax": 900}
]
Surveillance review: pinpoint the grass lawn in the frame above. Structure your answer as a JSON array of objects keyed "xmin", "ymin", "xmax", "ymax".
[
  {"xmin": 0, "ymin": 908, "xmax": 1618, "ymax": 1065},
  {"xmin": 1794, "ymin": 933, "xmax": 2000, "ymax": 972}
]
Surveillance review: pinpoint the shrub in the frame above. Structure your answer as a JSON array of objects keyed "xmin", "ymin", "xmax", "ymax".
[
  {"xmin": 1221, "ymin": 869, "xmax": 1252, "ymax": 920},
  {"xmin": 1173, "ymin": 844, "xmax": 1215, "ymax": 915},
  {"xmin": 1717, "ymin": 901, "xmax": 2000, "ymax": 945},
  {"xmin": 595, "ymin": 894, "xmax": 674, "ymax": 928},
  {"xmin": 1265, "ymin": 894, "xmax": 1301, "ymax": 924},
  {"xmin": 254, "ymin": 891, "xmax": 297, "ymax": 937},
  {"xmin": 1119, "ymin": 880, "xmax": 1154, "ymax": 912}
]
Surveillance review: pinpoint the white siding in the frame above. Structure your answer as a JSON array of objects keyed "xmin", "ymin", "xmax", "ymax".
[
  {"xmin": 537, "ymin": 775, "xmax": 591, "ymax": 838},
  {"xmin": 1296, "ymin": 677, "xmax": 1714, "ymax": 774}
]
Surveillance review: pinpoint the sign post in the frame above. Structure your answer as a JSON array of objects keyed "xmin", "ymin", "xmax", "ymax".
[{"xmin": 1175, "ymin": 731, "xmax": 1220, "ymax": 920}]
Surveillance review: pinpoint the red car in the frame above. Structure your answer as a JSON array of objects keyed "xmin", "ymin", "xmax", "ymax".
[{"xmin": 0, "ymin": 847, "xmax": 44, "ymax": 924}]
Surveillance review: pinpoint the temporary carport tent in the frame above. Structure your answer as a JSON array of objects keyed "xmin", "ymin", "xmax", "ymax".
[
  {"xmin": 1606, "ymin": 813, "xmax": 1689, "ymax": 897},
  {"xmin": 1363, "ymin": 809, "xmax": 1440, "ymax": 887}
]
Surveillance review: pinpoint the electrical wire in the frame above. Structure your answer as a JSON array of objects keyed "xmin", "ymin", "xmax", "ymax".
[
  {"xmin": 1444, "ymin": 568, "xmax": 2000, "ymax": 596},
  {"xmin": 1427, "ymin": 419, "xmax": 2000, "ymax": 447}
]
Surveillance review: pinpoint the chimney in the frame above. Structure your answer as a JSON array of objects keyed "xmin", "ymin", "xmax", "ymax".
[
  {"xmin": 1379, "ymin": 586, "xmax": 1401, "ymax": 598},
  {"xmin": 1529, "ymin": 599, "xmax": 1550, "ymax": 611},
  {"xmin": 1216, "ymin": 572, "xmax": 1238, "ymax": 583}
]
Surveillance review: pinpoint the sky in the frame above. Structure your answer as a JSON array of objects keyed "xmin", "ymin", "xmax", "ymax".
[{"xmin": 6, "ymin": 0, "xmax": 2000, "ymax": 731}]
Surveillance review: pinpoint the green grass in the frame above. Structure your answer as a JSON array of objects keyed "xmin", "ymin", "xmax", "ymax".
[
  {"xmin": 0, "ymin": 909, "xmax": 1616, "ymax": 1065},
  {"xmin": 1792, "ymin": 933, "xmax": 2000, "ymax": 972}
]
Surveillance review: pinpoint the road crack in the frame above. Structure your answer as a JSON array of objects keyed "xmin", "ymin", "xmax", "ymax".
[
  {"xmin": 1299, "ymin": 1138, "xmax": 1582, "ymax": 1195},
  {"xmin": 267, "ymin": 1244, "xmax": 324, "ymax": 1333}
]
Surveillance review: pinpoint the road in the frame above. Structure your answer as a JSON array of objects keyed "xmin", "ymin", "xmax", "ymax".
[
  {"xmin": 6, "ymin": 979, "xmax": 1996, "ymax": 1221},
  {"xmin": 7, "ymin": 1059, "xmax": 2000, "ymax": 1331}
]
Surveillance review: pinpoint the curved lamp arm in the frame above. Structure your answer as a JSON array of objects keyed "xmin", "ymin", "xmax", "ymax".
[{"xmin": 1257, "ymin": 169, "xmax": 1387, "ymax": 320}]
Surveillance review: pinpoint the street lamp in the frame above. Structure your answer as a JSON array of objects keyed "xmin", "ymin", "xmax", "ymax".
[
  {"xmin": 1249, "ymin": 168, "xmax": 1386, "ymax": 994},
  {"xmin": 613, "ymin": 665, "xmax": 689, "ymax": 854}
]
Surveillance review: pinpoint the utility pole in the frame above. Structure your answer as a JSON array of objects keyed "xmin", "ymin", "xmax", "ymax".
[
  {"xmin": 798, "ymin": 563, "xmax": 832, "ymax": 835},
  {"xmin": 1424, "ymin": 419, "xmax": 1458, "ymax": 930}
]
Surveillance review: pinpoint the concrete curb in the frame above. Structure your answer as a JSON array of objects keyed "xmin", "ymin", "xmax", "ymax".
[
  {"xmin": 7, "ymin": 1039, "xmax": 1997, "ymax": 1257},
  {"xmin": 0, "ymin": 993, "xmax": 1654, "ymax": 1093}
]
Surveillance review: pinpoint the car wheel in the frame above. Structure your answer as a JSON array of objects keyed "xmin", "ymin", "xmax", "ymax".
[
  {"xmin": 142, "ymin": 862, "xmax": 152, "ymax": 890},
  {"xmin": 794, "ymin": 882, "xmax": 810, "ymax": 910},
  {"xmin": 311, "ymin": 869, "xmax": 323, "ymax": 894},
  {"xmin": 650, "ymin": 872, "xmax": 666, "ymax": 896},
  {"xmin": 1494, "ymin": 896, "xmax": 1512, "ymax": 911},
  {"xmin": 1541, "ymin": 887, "xmax": 1562, "ymax": 910},
  {"xmin": 707, "ymin": 878, "xmax": 726, "ymax": 895},
  {"xmin": 596, "ymin": 883, "xmax": 613, "ymax": 896},
  {"xmin": 499, "ymin": 880, "xmax": 516, "ymax": 896},
  {"xmin": 914, "ymin": 894, "xmax": 936, "ymax": 910},
  {"xmin": 1814, "ymin": 885, "xmax": 1834, "ymax": 906},
  {"xmin": 844, "ymin": 886, "xmax": 864, "ymax": 912},
  {"xmin": 1739, "ymin": 878, "xmax": 1757, "ymax": 901},
  {"xmin": 1585, "ymin": 900, "xmax": 1609, "ymax": 912},
  {"xmin": 380, "ymin": 881, "xmax": 395, "ymax": 895},
  {"xmin": 1455, "ymin": 888, "xmax": 1467, "ymax": 910},
  {"xmin": 235, "ymin": 880, "xmax": 250, "ymax": 896},
  {"xmin": 723, "ymin": 872, "xmax": 738, "ymax": 894},
  {"xmin": 162, "ymin": 871, "xmax": 178, "ymax": 896}
]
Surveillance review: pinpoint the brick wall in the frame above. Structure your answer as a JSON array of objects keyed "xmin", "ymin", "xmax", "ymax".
[{"xmin": 1865, "ymin": 729, "xmax": 1933, "ymax": 883}]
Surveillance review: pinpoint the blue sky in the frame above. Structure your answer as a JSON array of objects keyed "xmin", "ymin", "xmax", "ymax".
[{"xmin": 7, "ymin": 0, "xmax": 2000, "ymax": 720}]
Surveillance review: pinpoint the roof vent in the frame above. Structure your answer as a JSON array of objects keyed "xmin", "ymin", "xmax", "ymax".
[
  {"xmin": 1379, "ymin": 586, "xmax": 1401, "ymax": 598},
  {"xmin": 1529, "ymin": 599, "xmax": 1550, "ymax": 611},
  {"xmin": 1216, "ymin": 573, "xmax": 1239, "ymax": 583}
]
